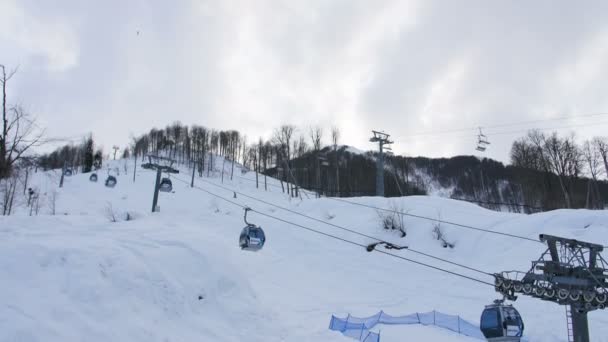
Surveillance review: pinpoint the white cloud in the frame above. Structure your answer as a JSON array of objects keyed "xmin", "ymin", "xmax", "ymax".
[
  {"xmin": 0, "ymin": 0, "xmax": 79, "ymax": 72},
  {"xmin": 3, "ymin": 0, "xmax": 608, "ymax": 162}
]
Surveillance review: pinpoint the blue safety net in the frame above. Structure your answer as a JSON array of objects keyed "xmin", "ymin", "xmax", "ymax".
[{"xmin": 329, "ymin": 310, "xmax": 486, "ymax": 342}]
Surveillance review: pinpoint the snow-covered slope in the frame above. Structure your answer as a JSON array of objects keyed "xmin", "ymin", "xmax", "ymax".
[{"xmin": 1, "ymin": 158, "xmax": 608, "ymax": 341}]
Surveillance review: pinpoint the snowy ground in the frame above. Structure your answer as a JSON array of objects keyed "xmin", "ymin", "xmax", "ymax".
[{"xmin": 1, "ymin": 158, "xmax": 608, "ymax": 341}]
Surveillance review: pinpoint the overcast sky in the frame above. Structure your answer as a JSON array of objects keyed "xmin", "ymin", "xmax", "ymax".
[{"xmin": 2, "ymin": 0, "xmax": 608, "ymax": 162}]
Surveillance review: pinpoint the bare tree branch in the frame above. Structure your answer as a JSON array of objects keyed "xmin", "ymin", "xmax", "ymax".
[{"xmin": 0, "ymin": 68, "xmax": 45, "ymax": 178}]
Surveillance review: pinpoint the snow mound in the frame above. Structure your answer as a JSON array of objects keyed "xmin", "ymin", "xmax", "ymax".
[{"xmin": 0, "ymin": 215, "xmax": 276, "ymax": 341}]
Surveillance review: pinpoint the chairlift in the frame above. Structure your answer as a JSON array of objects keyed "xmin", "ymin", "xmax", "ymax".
[
  {"xmin": 64, "ymin": 168, "xmax": 73, "ymax": 176},
  {"xmin": 239, "ymin": 208, "xmax": 266, "ymax": 252},
  {"xmin": 89, "ymin": 173, "xmax": 98, "ymax": 182},
  {"xmin": 105, "ymin": 175, "xmax": 117, "ymax": 188},
  {"xmin": 476, "ymin": 127, "xmax": 490, "ymax": 152},
  {"xmin": 159, "ymin": 177, "xmax": 173, "ymax": 193},
  {"xmin": 480, "ymin": 300, "xmax": 524, "ymax": 341}
]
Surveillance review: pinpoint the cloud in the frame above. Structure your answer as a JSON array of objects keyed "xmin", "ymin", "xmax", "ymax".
[
  {"xmin": 0, "ymin": 0, "xmax": 79, "ymax": 72},
  {"xmin": 3, "ymin": 0, "xmax": 608, "ymax": 162}
]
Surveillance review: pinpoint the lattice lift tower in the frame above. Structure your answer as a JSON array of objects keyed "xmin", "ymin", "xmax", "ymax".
[
  {"xmin": 493, "ymin": 235, "xmax": 607, "ymax": 342},
  {"xmin": 369, "ymin": 131, "xmax": 393, "ymax": 197}
]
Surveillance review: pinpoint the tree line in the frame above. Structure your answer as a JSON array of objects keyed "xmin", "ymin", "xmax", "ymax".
[
  {"xmin": 38, "ymin": 121, "xmax": 608, "ymax": 211},
  {"xmin": 36, "ymin": 134, "xmax": 103, "ymax": 173},
  {"xmin": 510, "ymin": 130, "xmax": 608, "ymax": 209}
]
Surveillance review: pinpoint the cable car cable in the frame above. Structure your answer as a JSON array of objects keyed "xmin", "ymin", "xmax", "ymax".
[
  {"xmin": 181, "ymin": 174, "xmax": 492, "ymax": 275},
  {"xmin": 167, "ymin": 167, "xmax": 539, "ymax": 245},
  {"xmin": 170, "ymin": 174, "xmax": 495, "ymax": 284},
  {"xmin": 195, "ymin": 176, "xmax": 390, "ymax": 241},
  {"xmin": 327, "ymin": 197, "xmax": 541, "ymax": 244},
  {"xmin": 171, "ymin": 175, "xmax": 247, "ymax": 209},
  {"xmin": 398, "ymin": 112, "xmax": 608, "ymax": 138},
  {"xmin": 200, "ymin": 168, "xmax": 541, "ymax": 245},
  {"xmin": 252, "ymin": 208, "xmax": 495, "ymax": 287}
]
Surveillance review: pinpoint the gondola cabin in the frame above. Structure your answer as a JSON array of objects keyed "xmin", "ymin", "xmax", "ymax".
[
  {"xmin": 159, "ymin": 178, "xmax": 173, "ymax": 192},
  {"xmin": 89, "ymin": 173, "xmax": 98, "ymax": 182},
  {"xmin": 480, "ymin": 302, "xmax": 524, "ymax": 341},
  {"xmin": 239, "ymin": 225, "xmax": 266, "ymax": 251},
  {"xmin": 105, "ymin": 175, "xmax": 117, "ymax": 188}
]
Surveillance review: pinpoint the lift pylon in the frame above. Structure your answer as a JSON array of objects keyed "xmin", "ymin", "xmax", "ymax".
[{"xmin": 493, "ymin": 235, "xmax": 607, "ymax": 342}]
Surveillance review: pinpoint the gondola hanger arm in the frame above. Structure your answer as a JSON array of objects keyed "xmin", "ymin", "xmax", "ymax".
[{"xmin": 366, "ymin": 241, "xmax": 408, "ymax": 252}]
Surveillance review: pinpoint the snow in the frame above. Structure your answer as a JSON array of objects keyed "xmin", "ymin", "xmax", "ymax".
[
  {"xmin": 1, "ymin": 158, "xmax": 608, "ymax": 341},
  {"xmin": 344, "ymin": 145, "xmax": 367, "ymax": 155}
]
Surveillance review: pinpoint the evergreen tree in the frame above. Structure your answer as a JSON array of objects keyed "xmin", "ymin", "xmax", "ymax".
[
  {"xmin": 82, "ymin": 134, "xmax": 94, "ymax": 173},
  {"xmin": 93, "ymin": 149, "xmax": 103, "ymax": 170}
]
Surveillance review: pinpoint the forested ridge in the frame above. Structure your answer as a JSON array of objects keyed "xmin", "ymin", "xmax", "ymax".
[{"xmin": 32, "ymin": 122, "xmax": 608, "ymax": 213}]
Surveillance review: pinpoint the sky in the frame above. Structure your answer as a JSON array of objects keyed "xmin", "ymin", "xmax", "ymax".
[{"xmin": 2, "ymin": 0, "xmax": 608, "ymax": 162}]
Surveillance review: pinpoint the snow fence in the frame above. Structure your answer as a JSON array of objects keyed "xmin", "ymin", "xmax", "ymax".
[{"xmin": 329, "ymin": 310, "xmax": 485, "ymax": 341}]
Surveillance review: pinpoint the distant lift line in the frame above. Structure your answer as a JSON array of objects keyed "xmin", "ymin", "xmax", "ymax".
[
  {"xmin": 171, "ymin": 172, "xmax": 492, "ymax": 276},
  {"xmin": 169, "ymin": 169, "xmax": 541, "ymax": 244},
  {"xmin": 402, "ymin": 112, "xmax": 608, "ymax": 138},
  {"xmin": 168, "ymin": 173, "xmax": 495, "ymax": 287}
]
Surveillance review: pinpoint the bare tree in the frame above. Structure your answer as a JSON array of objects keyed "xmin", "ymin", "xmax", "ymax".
[
  {"xmin": 112, "ymin": 146, "xmax": 119, "ymax": 160},
  {"xmin": 510, "ymin": 137, "xmax": 544, "ymax": 171},
  {"xmin": 528, "ymin": 131, "xmax": 582, "ymax": 208},
  {"xmin": 273, "ymin": 125, "xmax": 296, "ymax": 194},
  {"xmin": 309, "ymin": 126, "xmax": 323, "ymax": 151},
  {"xmin": 594, "ymin": 137, "xmax": 608, "ymax": 178},
  {"xmin": 583, "ymin": 140, "xmax": 603, "ymax": 180},
  {"xmin": 294, "ymin": 135, "xmax": 308, "ymax": 158},
  {"xmin": 1, "ymin": 172, "xmax": 19, "ymax": 215},
  {"xmin": 1, "ymin": 64, "xmax": 17, "ymax": 179},
  {"xmin": 1, "ymin": 66, "xmax": 45, "ymax": 179},
  {"xmin": 273, "ymin": 125, "xmax": 296, "ymax": 161},
  {"xmin": 583, "ymin": 140, "xmax": 604, "ymax": 209}
]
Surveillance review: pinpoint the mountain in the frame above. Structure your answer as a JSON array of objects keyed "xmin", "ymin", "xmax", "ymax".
[{"xmin": 278, "ymin": 146, "xmax": 608, "ymax": 212}]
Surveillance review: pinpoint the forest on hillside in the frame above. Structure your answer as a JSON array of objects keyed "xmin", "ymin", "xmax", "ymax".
[{"xmin": 7, "ymin": 121, "xmax": 608, "ymax": 215}]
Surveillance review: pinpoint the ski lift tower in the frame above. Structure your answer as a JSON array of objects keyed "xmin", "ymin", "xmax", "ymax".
[
  {"xmin": 147, "ymin": 155, "xmax": 179, "ymax": 212},
  {"xmin": 475, "ymin": 127, "xmax": 491, "ymax": 204},
  {"xmin": 493, "ymin": 234, "xmax": 608, "ymax": 342},
  {"xmin": 369, "ymin": 131, "xmax": 393, "ymax": 197}
]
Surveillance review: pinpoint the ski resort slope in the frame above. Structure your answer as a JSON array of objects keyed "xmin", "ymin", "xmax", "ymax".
[{"xmin": 2, "ymin": 159, "xmax": 608, "ymax": 342}]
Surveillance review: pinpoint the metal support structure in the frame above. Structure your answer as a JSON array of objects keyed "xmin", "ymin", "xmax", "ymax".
[
  {"xmin": 493, "ymin": 234, "xmax": 607, "ymax": 342},
  {"xmin": 147, "ymin": 155, "xmax": 179, "ymax": 213},
  {"xmin": 133, "ymin": 156, "xmax": 137, "ymax": 183},
  {"xmin": 152, "ymin": 168, "xmax": 162, "ymax": 212},
  {"xmin": 369, "ymin": 131, "xmax": 393, "ymax": 197},
  {"xmin": 191, "ymin": 159, "xmax": 196, "ymax": 188},
  {"xmin": 59, "ymin": 161, "xmax": 66, "ymax": 188},
  {"xmin": 570, "ymin": 306, "xmax": 590, "ymax": 342}
]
